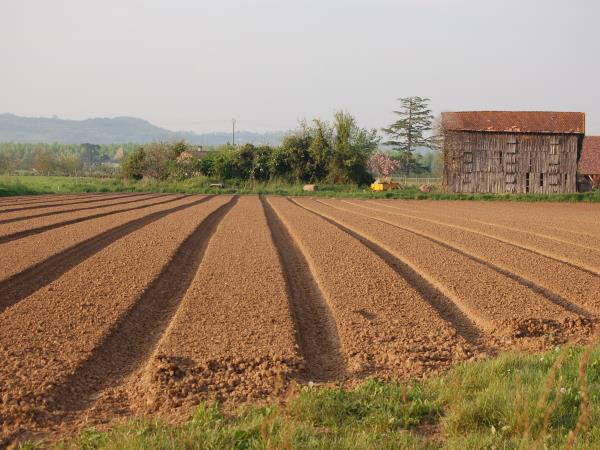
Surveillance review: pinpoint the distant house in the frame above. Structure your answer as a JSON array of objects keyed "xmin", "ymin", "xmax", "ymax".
[
  {"xmin": 579, "ymin": 136, "xmax": 600, "ymax": 189},
  {"xmin": 177, "ymin": 148, "xmax": 209, "ymax": 161},
  {"xmin": 442, "ymin": 111, "xmax": 585, "ymax": 194},
  {"xmin": 113, "ymin": 147, "xmax": 125, "ymax": 161}
]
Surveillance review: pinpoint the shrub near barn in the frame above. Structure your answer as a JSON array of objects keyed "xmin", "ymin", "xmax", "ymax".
[{"xmin": 120, "ymin": 111, "xmax": 379, "ymax": 186}]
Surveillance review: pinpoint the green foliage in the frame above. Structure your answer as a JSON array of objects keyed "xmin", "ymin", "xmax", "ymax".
[
  {"xmin": 120, "ymin": 141, "xmax": 201, "ymax": 181},
  {"xmin": 120, "ymin": 148, "xmax": 147, "ymax": 180},
  {"xmin": 0, "ymin": 142, "xmax": 137, "ymax": 177},
  {"xmin": 3, "ymin": 175, "xmax": 600, "ymax": 203},
  {"xmin": 277, "ymin": 112, "xmax": 378, "ymax": 184},
  {"xmin": 117, "ymin": 112, "xmax": 378, "ymax": 186},
  {"xmin": 45, "ymin": 344, "xmax": 600, "ymax": 449},
  {"xmin": 383, "ymin": 97, "xmax": 434, "ymax": 175}
]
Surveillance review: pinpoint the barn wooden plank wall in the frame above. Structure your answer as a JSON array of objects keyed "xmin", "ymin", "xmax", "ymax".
[{"xmin": 443, "ymin": 132, "xmax": 579, "ymax": 194}]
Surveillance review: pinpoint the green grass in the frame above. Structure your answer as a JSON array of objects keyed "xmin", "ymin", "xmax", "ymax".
[
  {"xmin": 21, "ymin": 344, "xmax": 595, "ymax": 449},
  {"xmin": 2, "ymin": 175, "xmax": 600, "ymax": 201}
]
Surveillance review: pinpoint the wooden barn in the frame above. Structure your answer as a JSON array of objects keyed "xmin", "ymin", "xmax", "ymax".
[
  {"xmin": 579, "ymin": 136, "xmax": 600, "ymax": 189},
  {"xmin": 442, "ymin": 111, "xmax": 585, "ymax": 193}
]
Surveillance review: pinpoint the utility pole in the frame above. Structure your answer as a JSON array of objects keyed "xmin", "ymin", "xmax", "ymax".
[{"xmin": 232, "ymin": 118, "xmax": 236, "ymax": 146}]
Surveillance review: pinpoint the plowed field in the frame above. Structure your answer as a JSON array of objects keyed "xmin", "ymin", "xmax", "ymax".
[{"xmin": 1, "ymin": 193, "xmax": 599, "ymax": 445}]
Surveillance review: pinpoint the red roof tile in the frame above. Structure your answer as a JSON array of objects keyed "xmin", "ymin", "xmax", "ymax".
[
  {"xmin": 442, "ymin": 111, "xmax": 585, "ymax": 134},
  {"xmin": 580, "ymin": 136, "xmax": 600, "ymax": 175}
]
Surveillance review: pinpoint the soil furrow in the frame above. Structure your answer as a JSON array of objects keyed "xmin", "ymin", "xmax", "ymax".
[
  {"xmin": 351, "ymin": 200, "xmax": 600, "ymax": 277},
  {"xmin": 261, "ymin": 196, "xmax": 346, "ymax": 381},
  {"xmin": 371, "ymin": 200, "xmax": 600, "ymax": 252},
  {"xmin": 0, "ymin": 196, "xmax": 233, "ymax": 438},
  {"xmin": 0, "ymin": 192, "xmax": 144, "ymax": 213},
  {"xmin": 48, "ymin": 196, "xmax": 239, "ymax": 414},
  {"xmin": 0, "ymin": 196, "xmax": 212, "ymax": 314},
  {"xmin": 291, "ymin": 199, "xmax": 486, "ymax": 347},
  {"xmin": 0, "ymin": 194, "xmax": 184, "ymax": 244},
  {"xmin": 0, "ymin": 195, "xmax": 200, "ymax": 287},
  {"xmin": 0, "ymin": 194, "xmax": 96, "ymax": 206},
  {"xmin": 346, "ymin": 200, "xmax": 600, "ymax": 315},
  {"xmin": 318, "ymin": 200, "xmax": 596, "ymax": 319},
  {"xmin": 294, "ymin": 198, "xmax": 592, "ymax": 347},
  {"xmin": 0, "ymin": 193, "xmax": 161, "ymax": 225},
  {"xmin": 381, "ymin": 200, "xmax": 600, "ymax": 241},
  {"xmin": 268, "ymin": 196, "xmax": 480, "ymax": 380},
  {"xmin": 140, "ymin": 196, "xmax": 304, "ymax": 410}
]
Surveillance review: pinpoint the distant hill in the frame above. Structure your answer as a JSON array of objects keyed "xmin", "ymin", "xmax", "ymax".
[{"xmin": 0, "ymin": 114, "xmax": 286, "ymax": 146}]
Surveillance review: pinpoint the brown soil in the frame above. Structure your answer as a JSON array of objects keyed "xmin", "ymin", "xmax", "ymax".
[
  {"xmin": 269, "ymin": 197, "xmax": 481, "ymax": 379},
  {"xmin": 339, "ymin": 200, "xmax": 600, "ymax": 315},
  {"xmin": 0, "ymin": 194, "xmax": 168, "ymax": 238},
  {"xmin": 0, "ymin": 192, "xmax": 146, "ymax": 214},
  {"xmin": 0, "ymin": 193, "xmax": 103, "ymax": 207},
  {"xmin": 0, "ymin": 193, "xmax": 160, "ymax": 224},
  {"xmin": 296, "ymin": 198, "xmax": 594, "ymax": 346},
  {"xmin": 360, "ymin": 200, "xmax": 600, "ymax": 275},
  {"xmin": 0, "ymin": 196, "xmax": 233, "ymax": 442},
  {"xmin": 1, "ymin": 194, "xmax": 599, "ymax": 447},
  {"xmin": 142, "ymin": 196, "xmax": 302, "ymax": 411},
  {"xmin": 382, "ymin": 200, "xmax": 600, "ymax": 246}
]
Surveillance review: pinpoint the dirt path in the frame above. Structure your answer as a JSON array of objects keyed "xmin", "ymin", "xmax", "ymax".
[
  {"xmin": 0, "ymin": 196, "xmax": 233, "ymax": 442},
  {"xmin": 141, "ymin": 196, "xmax": 303, "ymax": 410},
  {"xmin": 294, "ymin": 198, "xmax": 592, "ymax": 348}
]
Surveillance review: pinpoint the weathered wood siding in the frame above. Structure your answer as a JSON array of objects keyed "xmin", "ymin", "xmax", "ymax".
[{"xmin": 443, "ymin": 131, "xmax": 579, "ymax": 193}]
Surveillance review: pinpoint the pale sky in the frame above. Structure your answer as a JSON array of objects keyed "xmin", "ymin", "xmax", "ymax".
[{"xmin": 1, "ymin": 0, "xmax": 599, "ymax": 134}]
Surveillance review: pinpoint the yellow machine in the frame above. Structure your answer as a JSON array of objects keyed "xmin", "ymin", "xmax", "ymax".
[{"xmin": 370, "ymin": 180, "xmax": 400, "ymax": 191}]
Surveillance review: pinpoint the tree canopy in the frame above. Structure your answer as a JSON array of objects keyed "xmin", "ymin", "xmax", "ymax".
[{"xmin": 382, "ymin": 96, "xmax": 434, "ymax": 175}]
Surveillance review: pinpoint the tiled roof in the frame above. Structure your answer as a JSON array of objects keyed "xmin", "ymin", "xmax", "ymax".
[
  {"xmin": 580, "ymin": 136, "xmax": 600, "ymax": 175},
  {"xmin": 442, "ymin": 111, "xmax": 585, "ymax": 134}
]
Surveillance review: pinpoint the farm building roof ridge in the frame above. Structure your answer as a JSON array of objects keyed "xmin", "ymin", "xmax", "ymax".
[
  {"xmin": 579, "ymin": 136, "xmax": 600, "ymax": 175},
  {"xmin": 442, "ymin": 111, "xmax": 585, "ymax": 134}
]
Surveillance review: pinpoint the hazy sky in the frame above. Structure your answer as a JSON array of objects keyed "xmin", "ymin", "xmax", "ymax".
[{"xmin": 1, "ymin": 0, "xmax": 599, "ymax": 134}]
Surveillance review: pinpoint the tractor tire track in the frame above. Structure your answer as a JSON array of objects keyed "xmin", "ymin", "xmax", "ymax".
[
  {"xmin": 0, "ymin": 196, "xmax": 212, "ymax": 313},
  {"xmin": 261, "ymin": 196, "xmax": 346, "ymax": 381}
]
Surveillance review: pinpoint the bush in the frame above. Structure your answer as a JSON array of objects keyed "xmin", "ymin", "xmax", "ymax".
[{"xmin": 120, "ymin": 112, "xmax": 378, "ymax": 186}]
